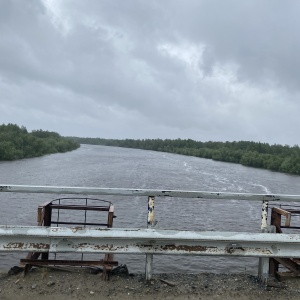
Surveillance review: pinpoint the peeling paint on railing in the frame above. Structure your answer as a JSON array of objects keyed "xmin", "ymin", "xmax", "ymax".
[{"xmin": 1, "ymin": 226, "xmax": 300, "ymax": 258}]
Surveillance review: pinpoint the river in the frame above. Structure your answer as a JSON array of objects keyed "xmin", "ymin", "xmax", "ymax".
[{"xmin": 0, "ymin": 144, "xmax": 300, "ymax": 274}]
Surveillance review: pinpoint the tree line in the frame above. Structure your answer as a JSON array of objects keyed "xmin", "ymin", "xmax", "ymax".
[
  {"xmin": 0, "ymin": 123, "xmax": 80, "ymax": 161},
  {"xmin": 69, "ymin": 137, "xmax": 300, "ymax": 175}
]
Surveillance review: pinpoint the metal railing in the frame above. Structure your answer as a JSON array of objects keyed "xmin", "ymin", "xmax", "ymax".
[
  {"xmin": 2, "ymin": 226, "xmax": 300, "ymax": 256},
  {"xmin": 1, "ymin": 184, "xmax": 300, "ymax": 282}
]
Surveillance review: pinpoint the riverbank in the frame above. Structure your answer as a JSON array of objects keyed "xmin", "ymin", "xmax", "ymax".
[
  {"xmin": 70, "ymin": 137, "xmax": 300, "ymax": 176},
  {"xmin": 1, "ymin": 267, "xmax": 300, "ymax": 300},
  {"xmin": 0, "ymin": 124, "xmax": 80, "ymax": 161}
]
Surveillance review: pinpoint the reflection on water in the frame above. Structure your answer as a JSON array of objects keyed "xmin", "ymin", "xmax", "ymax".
[{"xmin": 0, "ymin": 145, "xmax": 300, "ymax": 273}]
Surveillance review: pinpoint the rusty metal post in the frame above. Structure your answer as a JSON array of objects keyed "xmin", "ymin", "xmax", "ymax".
[
  {"xmin": 271, "ymin": 208, "xmax": 283, "ymax": 233},
  {"xmin": 103, "ymin": 205, "xmax": 115, "ymax": 280},
  {"xmin": 41, "ymin": 203, "xmax": 52, "ymax": 260},
  {"xmin": 107, "ymin": 205, "xmax": 114, "ymax": 228},
  {"xmin": 259, "ymin": 199, "xmax": 270, "ymax": 283},
  {"xmin": 145, "ymin": 196, "xmax": 155, "ymax": 281},
  {"xmin": 269, "ymin": 208, "xmax": 281, "ymax": 277}
]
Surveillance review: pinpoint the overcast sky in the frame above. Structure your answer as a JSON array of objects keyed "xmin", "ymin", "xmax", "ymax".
[{"xmin": 0, "ymin": 0, "xmax": 299, "ymax": 145}]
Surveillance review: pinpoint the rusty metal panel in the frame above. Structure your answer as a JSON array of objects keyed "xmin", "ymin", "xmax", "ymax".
[
  {"xmin": 2, "ymin": 226, "xmax": 300, "ymax": 257},
  {"xmin": 1, "ymin": 184, "xmax": 300, "ymax": 202},
  {"xmin": 272, "ymin": 207, "xmax": 292, "ymax": 227}
]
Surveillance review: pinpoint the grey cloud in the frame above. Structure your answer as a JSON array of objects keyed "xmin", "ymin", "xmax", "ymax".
[
  {"xmin": 174, "ymin": 0, "xmax": 300, "ymax": 90},
  {"xmin": 0, "ymin": 0, "xmax": 299, "ymax": 145}
]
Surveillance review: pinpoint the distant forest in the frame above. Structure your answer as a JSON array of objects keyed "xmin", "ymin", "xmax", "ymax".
[
  {"xmin": 70, "ymin": 137, "xmax": 300, "ymax": 175},
  {"xmin": 0, "ymin": 124, "xmax": 80, "ymax": 161}
]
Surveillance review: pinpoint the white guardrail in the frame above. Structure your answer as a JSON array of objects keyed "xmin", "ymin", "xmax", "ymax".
[
  {"xmin": 1, "ymin": 184, "xmax": 300, "ymax": 282},
  {"xmin": 1, "ymin": 226, "xmax": 300, "ymax": 257}
]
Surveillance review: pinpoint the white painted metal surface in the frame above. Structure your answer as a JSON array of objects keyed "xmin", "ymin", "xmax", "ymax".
[
  {"xmin": 261, "ymin": 200, "xmax": 269, "ymax": 230},
  {"xmin": 1, "ymin": 226, "xmax": 300, "ymax": 257},
  {"xmin": 146, "ymin": 196, "xmax": 155, "ymax": 280},
  {"xmin": 1, "ymin": 184, "xmax": 300, "ymax": 201},
  {"xmin": 2, "ymin": 184, "xmax": 300, "ymax": 282}
]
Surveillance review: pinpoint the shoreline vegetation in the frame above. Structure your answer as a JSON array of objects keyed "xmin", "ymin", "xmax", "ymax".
[
  {"xmin": 0, "ymin": 124, "xmax": 80, "ymax": 161},
  {"xmin": 69, "ymin": 137, "xmax": 300, "ymax": 176}
]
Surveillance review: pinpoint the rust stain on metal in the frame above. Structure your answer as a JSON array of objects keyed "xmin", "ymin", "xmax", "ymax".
[
  {"xmin": 30, "ymin": 243, "xmax": 50, "ymax": 250},
  {"xmin": 253, "ymin": 248, "xmax": 272, "ymax": 255},
  {"xmin": 225, "ymin": 246, "xmax": 272, "ymax": 255},
  {"xmin": 76, "ymin": 243, "xmax": 118, "ymax": 251},
  {"xmin": 225, "ymin": 246, "xmax": 245, "ymax": 254},
  {"xmin": 92, "ymin": 228, "xmax": 110, "ymax": 231},
  {"xmin": 3, "ymin": 242, "xmax": 49, "ymax": 250},
  {"xmin": 160, "ymin": 244, "xmax": 210, "ymax": 252},
  {"xmin": 0, "ymin": 186, "xmax": 11, "ymax": 192},
  {"xmin": 137, "ymin": 243, "xmax": 218, "ymax": 253},
  {"xmin": 71, "ymin": 227, "xmax": 85, "ymax": 233},
  {"xmin": 138, "ymin": 243, "xmax": 273, "ymax": 255}
]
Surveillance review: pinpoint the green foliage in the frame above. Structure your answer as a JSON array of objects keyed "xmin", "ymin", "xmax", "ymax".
[
  {"xmin": 0, "ymin": 123, "xmax": 80, "ymax": 161},
  {"xmin": 31, "ymin": 129, "xmax": 61, "ymax": 139},
  {"xmin": 69, "ymin": 136, "xmax": 300, "ymax": 175}
]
